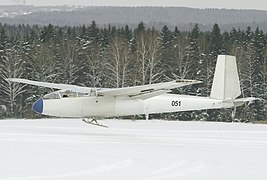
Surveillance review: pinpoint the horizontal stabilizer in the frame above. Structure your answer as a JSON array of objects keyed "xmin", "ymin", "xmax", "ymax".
[{"xmin": 233, "ymin": 97, "xmax": 258, "ymax": 107}]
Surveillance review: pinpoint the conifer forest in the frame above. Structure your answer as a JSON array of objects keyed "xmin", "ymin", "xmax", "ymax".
[{"xmin": 0, "ymin": 22, "xmax": 266, "ymax": 121}]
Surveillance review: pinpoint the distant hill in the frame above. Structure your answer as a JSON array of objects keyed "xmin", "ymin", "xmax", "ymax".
[
  {"xmin": 0, "ymin": 5, "xmax": 78, "ymax": 18},
  {"xmin": 1, "ymin": 6, "xmax": 267, "ymax": 31}
]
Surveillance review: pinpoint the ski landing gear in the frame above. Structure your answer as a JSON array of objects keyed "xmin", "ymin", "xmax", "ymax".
[{"xmin": 82, "ymin": 118, "xmax": 108, "ymax": 128}]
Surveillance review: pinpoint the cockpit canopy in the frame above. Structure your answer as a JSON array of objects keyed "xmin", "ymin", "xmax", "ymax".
[{"xmin": 43, "ymin": 90, "xmax": 89, "ymax": 100}]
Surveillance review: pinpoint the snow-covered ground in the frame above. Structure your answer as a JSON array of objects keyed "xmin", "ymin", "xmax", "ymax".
[{"xmin": 0, "ymin": 119, "xmax": 267, "ymax": 180}]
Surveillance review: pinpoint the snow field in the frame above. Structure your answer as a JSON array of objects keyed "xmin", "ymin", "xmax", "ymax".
[{"xmin": 0, "ymin": 119, "xmax": 267, "ymax": 180}]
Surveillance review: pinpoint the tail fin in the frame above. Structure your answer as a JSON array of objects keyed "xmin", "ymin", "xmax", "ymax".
[{"xmin": 210, "ymin": 55, "xmax": 241, "ymax": 100}]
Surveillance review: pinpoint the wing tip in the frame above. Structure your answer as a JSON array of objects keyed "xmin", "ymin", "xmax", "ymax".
[
  {"xmin": 5, "ymin": 78, "xmax": 13, "ymax": 82},
  {"xmin": 175, "ymin": 79, "xmax": 202, "ymax": 84},
  {"xmin": 5, "ymin": 78, "xmax": 24, "ymax": 83}
]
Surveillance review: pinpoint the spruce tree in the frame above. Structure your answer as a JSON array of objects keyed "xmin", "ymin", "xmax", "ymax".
[{"xmin": 250, "ymin": 28, "xmax": 266, "ymax": 120}]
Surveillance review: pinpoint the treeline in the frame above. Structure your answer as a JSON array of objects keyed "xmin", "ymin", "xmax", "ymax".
[
  {"xmin": 2, "ymin": 6, "xmax": 267, "ymax": 32},
  {"xmin": 0, "ymin": 22, "xmax": 266, "ymax": 121}
]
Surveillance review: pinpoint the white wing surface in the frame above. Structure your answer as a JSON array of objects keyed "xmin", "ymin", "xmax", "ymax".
[
  {"xmin": 7, "ymin": 78, "xmax": 201, "ymax": 99},
  {"xmin": 97, "ymin": 79, "xmax": 201, "ymax": 99},
  {"xmin": 6, "ymin": 78, "xmax": 92, "ymax": 93}
]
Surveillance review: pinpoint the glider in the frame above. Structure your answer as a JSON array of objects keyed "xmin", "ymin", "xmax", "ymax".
[{"xmin": 7, "ymin": 55, "xmax": 255, "ymax": 127}]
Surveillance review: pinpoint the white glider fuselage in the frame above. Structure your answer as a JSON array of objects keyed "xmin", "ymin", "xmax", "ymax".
[{"xmin": 40, "ymin": 94, "xmax": 226, "ymax": 118}]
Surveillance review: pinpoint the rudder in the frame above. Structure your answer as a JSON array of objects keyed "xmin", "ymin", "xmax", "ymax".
[{"xmin": 210, "ymin": 55, "xmax": 241, "ymax": 100}]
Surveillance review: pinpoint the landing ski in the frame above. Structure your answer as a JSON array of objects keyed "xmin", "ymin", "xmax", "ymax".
[{"xmin": 82, "ymin": 119, "xmax": 108, "ymax": 128}]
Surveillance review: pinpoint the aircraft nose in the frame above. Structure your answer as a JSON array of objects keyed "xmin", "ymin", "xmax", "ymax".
[{"xmin": 32, "ymin": 98, "xmax": 43, "ymax": 114}]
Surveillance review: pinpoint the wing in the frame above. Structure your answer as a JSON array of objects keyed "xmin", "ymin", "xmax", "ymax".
[
  {"xmin": 6, "ymin": 78, "xmax": 92, "ymax": 93},
  {"xmin": 98, "ymin": 79, "xmax": 201, "ymax": 99},
  {"xmin": 7, "ymin": 78, "xmax": 201, "ymax": 99}
]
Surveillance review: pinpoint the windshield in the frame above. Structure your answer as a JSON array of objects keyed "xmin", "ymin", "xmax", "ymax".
[
  {"xmin": 43, "ymin": 92, "xmax": 60, "ymax": 100},
  {"xmin": 43, "ymin": 90, "xmax": 89, "ymax": 100},
  {"xmin": 59, "ymin": 90, "xmax": 77, "ymax": 98}
]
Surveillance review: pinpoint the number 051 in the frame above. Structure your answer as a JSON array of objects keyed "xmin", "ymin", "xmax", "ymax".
[{"xmin": 171, "ymin": 101, "xmax": 181, "ymax": 106}]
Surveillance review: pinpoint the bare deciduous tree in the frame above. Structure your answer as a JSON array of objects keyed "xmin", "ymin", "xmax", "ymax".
[
  {"xmin": 106, "ymin": 36, "xmax": 131, "ymax": 88},
  {"xmin": 172, "ymin": 36, "xmax": 190, "ymax": 79},
  {"xmin": 147, "ymin": 29, "xmax": 162, "ymax": 84},
  {"xmin": 0, "ymin": 46, "xmax": 25, "ymax": 116}
]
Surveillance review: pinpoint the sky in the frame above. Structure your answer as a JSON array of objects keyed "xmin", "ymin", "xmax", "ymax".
[{"xmin": 1, "ymin": 0, "xmax": 267, "ymax": 10}]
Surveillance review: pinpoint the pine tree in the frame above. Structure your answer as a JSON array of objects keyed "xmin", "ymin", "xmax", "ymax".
[
  {"xmin": 77, "ymin": 23, "xmax": 105, "ymax": 88},
  {"xmin": 160, "ymin": 25, "xmax": 174, "ymax": 80},
  {"xmin": 207, "ymin": 23, "xmax": 228, "ymax": 121},
  {"xmin": 249, "ymin": 28, "xmax": 266, "ymax": 120},
  {"xmin": 185, "ymin": 24, "xmax": 200, "ymax": 81}
]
